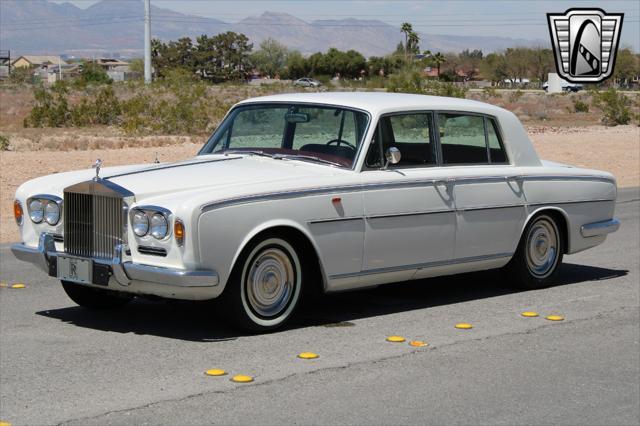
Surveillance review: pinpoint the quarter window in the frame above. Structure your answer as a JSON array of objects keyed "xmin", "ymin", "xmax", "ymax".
[{"xmin": 486, "ymin": 118, "xmax": 508, "ymax": 163}]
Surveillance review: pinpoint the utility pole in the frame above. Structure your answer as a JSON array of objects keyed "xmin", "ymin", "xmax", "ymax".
[
  {"xmin": 58, "ymin": 55, "xmax": 62, "ymax": 81},
  {"xmin": 144, "ymin": 0, "xmax": 152, "ymax": 84}
]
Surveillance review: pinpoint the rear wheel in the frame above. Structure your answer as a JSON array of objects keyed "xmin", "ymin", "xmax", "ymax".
[
  {"xmin": 505, "ymin": 214, "xmax": 564, "ymax": 289},
  {"xmin": 61, "ymin": 281, "xmax": 133, "ymax": 309},
  {"xmin": 222, "ymin": 236, "xmax": 303, "ymax": 332}
]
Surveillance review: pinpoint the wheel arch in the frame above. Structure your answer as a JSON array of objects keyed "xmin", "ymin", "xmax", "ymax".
[
  {"xmin": 229, "ymin": 220, "xmax": 328, "ymax": 294},
  {"xmin": 521, "ymin": 207, "xmax": 570, "ymax": 254}
]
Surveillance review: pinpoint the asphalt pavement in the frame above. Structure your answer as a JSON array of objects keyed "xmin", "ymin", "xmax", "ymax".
[{"xmin": 1, "ymin": 188, "xmax": 638, "ymax": 426}]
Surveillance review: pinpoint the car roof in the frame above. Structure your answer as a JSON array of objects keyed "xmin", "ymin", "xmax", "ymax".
[{"xmin": 236, "ymin": 91, "xmax": 505, "ymax": 116}]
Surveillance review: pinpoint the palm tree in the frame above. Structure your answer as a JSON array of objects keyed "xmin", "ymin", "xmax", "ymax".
[
  {"xmin": 400, "ymin": 22, "xmax": 413, "ymax": 59},
  {"xmin": 408, "ymin": 32, "xmax": 420, "ymax": 56},
  {"xmin": 432, "ymin": 52, "xmax": 446, "ymax": 77}
]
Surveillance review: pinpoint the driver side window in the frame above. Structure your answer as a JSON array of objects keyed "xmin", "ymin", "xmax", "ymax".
[{"xmin": 365, "ymin": 112, "xmax": 436, "ymax": 168}]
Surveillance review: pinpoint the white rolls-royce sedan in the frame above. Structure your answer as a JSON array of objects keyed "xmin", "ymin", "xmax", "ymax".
[{"xmin": 11, "ymin": 92, "xmax": 620, "ymax": 331}]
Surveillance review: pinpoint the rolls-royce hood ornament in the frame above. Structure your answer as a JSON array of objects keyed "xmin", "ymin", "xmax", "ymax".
[{"xmin": 92, "ymin": 159, "xmax": 103, "ymax": 180}]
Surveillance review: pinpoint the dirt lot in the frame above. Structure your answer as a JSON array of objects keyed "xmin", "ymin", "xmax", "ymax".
[{"xmin": 1, "ymin": 125, "xmax": 638, "ymax": 243}]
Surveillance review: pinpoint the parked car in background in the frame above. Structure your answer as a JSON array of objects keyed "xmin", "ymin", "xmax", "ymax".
[
  {"xmin": 543, "ymin": 81, "xmax": 583, "ymax": 92},
  {"xmin": 293, "ymin": 77, "xmax": 321, "ymax": 87},
  {"xmin": 11, "ymin": 93, "xmax": 619, "ymax": 332}
]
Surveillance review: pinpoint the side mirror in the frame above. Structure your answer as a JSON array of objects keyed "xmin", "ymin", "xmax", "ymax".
[{"xmin": 383, "ymin": 147, "xmax": 401, "ymax": 169}]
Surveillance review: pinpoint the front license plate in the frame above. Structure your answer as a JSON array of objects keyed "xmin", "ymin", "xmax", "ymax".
[{"xmin": 57, "ymin": 256, "xmax": 93, "ymax": 284}]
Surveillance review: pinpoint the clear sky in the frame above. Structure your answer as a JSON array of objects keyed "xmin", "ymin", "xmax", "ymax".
[{"xmin": 51, "ymin": 0, "xmax": 640, "ymax": 50}]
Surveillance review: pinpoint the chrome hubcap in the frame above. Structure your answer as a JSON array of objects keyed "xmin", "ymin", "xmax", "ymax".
[
  {"xmin": 526, "ymin": 218, "xmax": 559, "ymax": 278},
  {"xmin": 246, "ymin": 248, "xmax": 295, "ymax": 318}
]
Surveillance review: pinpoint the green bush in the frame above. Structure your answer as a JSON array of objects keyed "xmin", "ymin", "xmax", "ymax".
[
  {"xmin": 593, "ymin": 89, "xmax": 631, "ymax": 125},
  {"xmin": 508, "ymin": 89, "xmax": 524, "ymax": 103},
  {"xmin": 386, "ymin": 69, "xmax": 467, "ymax": 98},
  {"xmin": 79, "ymin": 62, "xmax": 112, "ymax": 85},
  {"xmin": 0, "ymin": 135, "xmax": 9, "ymax": 151},
  {"xmin": 572, "ymin": 98, "xmax": 590, "ymax": 113},
  {"xmin": 7, "ymin": 67, "xmax": 35, "ymax": 85},
  {"xmin": 24, "ymin": 84, "xmax": 70, "ymax": 127}
]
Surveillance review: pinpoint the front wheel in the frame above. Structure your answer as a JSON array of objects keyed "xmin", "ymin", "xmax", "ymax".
[
  {"xmin": 222, "ymin": 236, "xmax": 303, "ymax": 332},
  {"xmin": 61, "ymin": 281, "xmax": 133, "ymax": 309},
  {"xmin": 505, "ymin": 214, "xmax": 564, "ymax": 289}
]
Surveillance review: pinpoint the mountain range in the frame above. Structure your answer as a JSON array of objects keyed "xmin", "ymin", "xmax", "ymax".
[{"xmin": 0, "ymin": 0, "xmax": 545, "ymax": 58}]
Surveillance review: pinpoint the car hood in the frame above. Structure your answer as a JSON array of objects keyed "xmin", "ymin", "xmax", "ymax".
[{"xmin": 103, "ymin": 155, "xmax": 342, "ymax": 200}]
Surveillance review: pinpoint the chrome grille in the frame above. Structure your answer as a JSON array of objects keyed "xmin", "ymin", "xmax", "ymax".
[{"xmin": 64, "ymin": 191, "xmax": 124, "ymax": 259}]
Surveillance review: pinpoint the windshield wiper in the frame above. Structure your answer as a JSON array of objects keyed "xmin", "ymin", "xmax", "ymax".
[
  {"xmin": 223, "ymin": 149, "xmax": 275, "ymax": 158},
  {"xmin": 274, "ymin": 154, "xmax": 344, "ymax": 168}
]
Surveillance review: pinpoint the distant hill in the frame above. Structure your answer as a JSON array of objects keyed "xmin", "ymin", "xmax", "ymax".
[{"xmin": 0, "ymin": 0, "xmax": 544, "ymax": 58}]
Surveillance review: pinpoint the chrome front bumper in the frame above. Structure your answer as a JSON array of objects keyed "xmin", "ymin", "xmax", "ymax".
[
  {"xmin": 10, "ymin": 233, "xmax": 219, "ymax": 288},
  {"xmin": 581, "ymin": 218, "xmax": 621, "ymax": 238}
]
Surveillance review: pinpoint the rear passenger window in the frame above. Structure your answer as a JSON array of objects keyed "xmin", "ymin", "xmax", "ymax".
[
  {"xmin": 486, "ymin": 119, "xmax": 508, "ymax": 163},
  {"xmin": 438, "ymin": 114, "xmax": 488, "ymax": 165}
]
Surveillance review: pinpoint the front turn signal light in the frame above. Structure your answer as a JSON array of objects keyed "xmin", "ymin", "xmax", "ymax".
[
  {"xmin": 174, "ymin": 219, "xmax": 185, "ymax": 246},
  {"xmin": 14, "ymin": 200, "xmax": 23, "ymax": 225}
]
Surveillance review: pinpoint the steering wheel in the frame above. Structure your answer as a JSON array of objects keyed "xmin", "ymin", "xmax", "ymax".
[{"xmin": 326, "ymin": 139, "xmax": 357, "ymax": 151}]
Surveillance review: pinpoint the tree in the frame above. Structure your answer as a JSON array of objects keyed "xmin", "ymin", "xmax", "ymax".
[
  {"xmin": 459, "ymin": 49, "xmax": 483, "ymax": 80},
  {"xmin": 407, "ymin": 32, "xmax": 420, "ymax": 55},
  {"xmin": 286, "ymin": 50, "xmax": 309, "ymax": 79},
  {"xmin": 479, "ymin": 52, "xmax": 508, "ymax": 84},
  {"xmin": 613, "ymin": 48, "xmax": 640, "ymax": 87},
  {"xmin": 400, "ymin": 22, "xmax": 413, "ymax": 59},
  {"xmin": 251, "ymin": 38, "xmax": 290, "ymax": 78},
  {"xmin": 431, "ymin": 52, "xmax": 446, "ymax": 77}
]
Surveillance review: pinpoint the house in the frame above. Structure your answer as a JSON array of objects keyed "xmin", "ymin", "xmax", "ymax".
[
  {"xmin": 94, "ymin": 58, "xmax": 130, "ymax": 71},
  {"xmin": 11, "ymin": 55, "xmax": 68, "ymax": 69}
]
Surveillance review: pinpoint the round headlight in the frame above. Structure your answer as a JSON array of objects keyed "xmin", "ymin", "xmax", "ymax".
[
  {"xmin": 29, "ymin": 199, "xmax": 44, "ymax": 223},
  {"xmin": 44, "ymin": 201, "xmax": 60, "ymax": 225},
  {"xmin": 132, "ymin": 210, "xmax": 149, "ymax": 236},
  {"xmin": 149, "ymin": 213, "xmax": 168, "ymax": 239}
]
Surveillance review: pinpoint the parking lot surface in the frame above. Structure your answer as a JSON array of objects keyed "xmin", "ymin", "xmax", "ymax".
[{"xmin": 1, "ymin": 188, "xmax": 638, "ymax": 425}]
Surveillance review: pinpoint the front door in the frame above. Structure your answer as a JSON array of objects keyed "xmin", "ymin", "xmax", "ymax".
[{"xmin": 360, "ymin": 112, "xmax": 456, "ymax": 285}]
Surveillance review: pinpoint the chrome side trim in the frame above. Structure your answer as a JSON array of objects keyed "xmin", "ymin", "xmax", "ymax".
[
  {"xmin": 365, "ymin": 208, "xmax": 453, "ymax": 219},
  {"xmin": 200, "ymin": 175, "xmax": 616, "ymax": 213},
  {"xmin": 308, "ymin": 216, "xmax": 363, "ymax": 224},
  {"xmin": 528, "ymin": 198, "xmax": 616, "ymax": 207},
  {"xmin": 330, "ymin": 252, "xmax": 513, "ymax": 280},
  {"xmin": 580, "ymin": 218, "xmax": 620, "ymax": 238},
  {"xmin": 458, "ymin": 204, "xmax": 525, "ymax": 212}
]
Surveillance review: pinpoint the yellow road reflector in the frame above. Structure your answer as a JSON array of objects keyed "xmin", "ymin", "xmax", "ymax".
[
  {"xmin": 231, "ymin": 375, "xmax": 254, "ymax": 383},
  {"xmin": 1, "ymin": 421, "xmax": 12, "ymax": 426},
  {"xmin": 546, "ymin": 315, "xmax": 565, "ymax": 321},
  {"xmin": 409, "ymin": 340, "xmax": 428, "ymax": 347},
  {"xmin": 521, "ymin": 311, "xmax": 539, "ymax": 317},
  {"xmin": 386, "ymin": 335, "xmax": 406, "ymax": 343},
  {"xmin": 205, "ymin": 369, "xmax": 227, "ymax": 376},
  {"xmin": 298, "ymin": 352, "xmax": 319, "ymax": 359},
  {"xmin": 11, "ymin": 283, "xmax": 25, "ymax": 289},
  {"xmin": 455, "ymin": 323, "xmax": 473, "ymax": 330}
]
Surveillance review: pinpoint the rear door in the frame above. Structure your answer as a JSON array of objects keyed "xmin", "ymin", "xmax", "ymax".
[{"xmin": 436, "ymin": 112, "xmax": 526, "ymax": 259}]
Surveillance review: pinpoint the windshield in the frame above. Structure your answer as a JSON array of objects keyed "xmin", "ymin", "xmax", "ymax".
[{"xmin": 199, "ymin": 103, "xmax": 370, "ymax": 168}]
